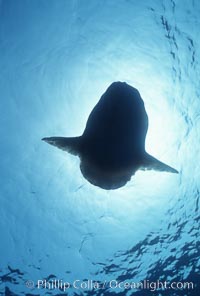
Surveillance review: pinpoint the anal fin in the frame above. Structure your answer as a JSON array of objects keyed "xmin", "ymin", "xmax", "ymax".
[{"xmin": 42, "ymin": 136, "xmax": 82, "ymax": 156}]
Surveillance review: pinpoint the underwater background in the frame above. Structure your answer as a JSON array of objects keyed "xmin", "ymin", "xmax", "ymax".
[{"xmin": 0, "ymin": 0, "xmax": 199, "ymax": 295}]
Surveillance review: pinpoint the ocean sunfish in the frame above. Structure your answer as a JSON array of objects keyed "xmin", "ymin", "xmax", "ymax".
[{"xmin": 42, "ymin": 82, "xmax": 178, "ymax": 190}]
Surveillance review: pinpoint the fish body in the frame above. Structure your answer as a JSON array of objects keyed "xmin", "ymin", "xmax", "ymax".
[{"xmin": 43, "ymin": 82, "xmax": 178, "ymax": 189}]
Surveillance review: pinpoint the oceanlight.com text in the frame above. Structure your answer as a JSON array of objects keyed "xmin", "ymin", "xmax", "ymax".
[{"xmin": 25, "ymin": 279, "xmax": 194, "ymax": 292}]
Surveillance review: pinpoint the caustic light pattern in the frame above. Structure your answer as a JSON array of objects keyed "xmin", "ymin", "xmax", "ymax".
[{"xmin": 0, "ymin": 0, "xmax": 200, "ymax": 296}]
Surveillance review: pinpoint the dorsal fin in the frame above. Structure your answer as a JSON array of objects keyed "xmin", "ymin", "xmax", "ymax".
[
  {"xmin": 42, "ymin": 136, "xmax": 82, "ymax": 156},
  {"xmin": 141, "ymin": 152, "xmax": 178, "ymax": 174}
]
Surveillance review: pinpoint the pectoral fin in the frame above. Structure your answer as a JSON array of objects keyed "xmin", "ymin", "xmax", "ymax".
[
  {"xmin": 42, "ymin": 136, "xmax": 82, "ymax": 156},
  {"xmin": 141, "ymin": 152, "xmax": 178, "ymax": 174}
]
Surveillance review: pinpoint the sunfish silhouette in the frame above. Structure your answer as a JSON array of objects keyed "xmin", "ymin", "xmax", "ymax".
[{"xmin": 42, "ymin": 82, "xmax": 178, "ymax": 190}]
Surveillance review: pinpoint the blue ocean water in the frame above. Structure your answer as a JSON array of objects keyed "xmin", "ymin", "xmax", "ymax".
[{"xmin": 0, "ymin": 0, "xmax": 199, "ymax": 295}]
